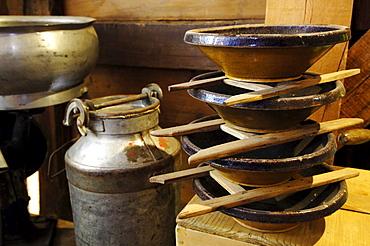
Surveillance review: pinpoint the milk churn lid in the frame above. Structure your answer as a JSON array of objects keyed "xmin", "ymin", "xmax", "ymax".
[{"xmin": 63, "ymin": 83, "xmax": 163, "ymax": 136}]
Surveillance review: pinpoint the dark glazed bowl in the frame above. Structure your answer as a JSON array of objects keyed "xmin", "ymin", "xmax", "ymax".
[
  {"xmin": 192, "ymin": 164, "xmax": 347, "ymax": 232},
  {"xmin": 181, "ymin": 115, "xmax": 337, "ymax": 186},
  {"xmin": 184, "ymin": 24, "xmax": 350, "ymax": 81},
  {"xmin": 188, "ymin": 71, "xmax": 346, "ymax": 133}
]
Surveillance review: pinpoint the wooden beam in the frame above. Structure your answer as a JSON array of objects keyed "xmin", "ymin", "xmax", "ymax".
[
  {"xmin": 24, "ymin": 0, "xmax": 51, "ymax": 15},
  {"xmin": 94, "ymin": 20, "xmax": 263, "ymax": 70},
  {"xmin": 64, "ymin": 0, "xmax": 266, "ymax": 21},
  {"xmin": 341, "ymin": 29, "xmax": 370, "ymax": 126},
  {"xmin": 265, "ymin": 0, "xmax": 354, "ymax": 123}
]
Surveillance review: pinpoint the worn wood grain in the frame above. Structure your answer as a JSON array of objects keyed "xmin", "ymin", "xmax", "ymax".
[
  {"xmin": 93, "ymin": 21, "xmax": 266, "ymax": 70},
  {"xmin": 64, "ymin": 0, "xmax": 266, "ymax": 21},
  {"xmin": 24, "ymin": 0, "xmax": 51, "ymax": 15},
  {"xmin": 341, "ymin": 29, "xmax": 370, "ymax": 126},
  {"xmin": 265, "ymin": 0, "xmax": 354, "ymax": 123},
  {"xmin": 6, "ymin": 0, "xmax": 23, "ymax": 14}
]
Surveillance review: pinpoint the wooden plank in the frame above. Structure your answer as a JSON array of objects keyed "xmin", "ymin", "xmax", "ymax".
[
  {"xmin": 64, "ymin": 0, "xmax": 266, "ymax": 21},
  {"xmin": 176, "ymin": 226, "xmax": 257, "ymax": 246},
  {"xmin": 6, "ymin": 0, "xmax": 23, "ymax": 14},
  {"xmin": 94, "ymin": 21, "xmax": 263, "ymax": 70},
  {"xmin": 176, "ymin": 167, "xmax": 370, "ymax": 246},
  {"xmin": 35, "ymin": 104, "xmax": 75, "ymax": 221},
  {"xmin": 341, "ymin": 29, "xmax": 370, "ymax": 126},
  {"xmin": 265, "ymin": 0, "xmax": 354, "ymax": 123},
  {"xmin": 24, "ymin": 0, "xmax": 51, "ymax": 15},
  {"xmin": 351, "ymin": 0, "xmax": 370, "ymax": 31},
  {"xmin": 177, "ymin": 198, "xmax": 370, "ymax": 246}
]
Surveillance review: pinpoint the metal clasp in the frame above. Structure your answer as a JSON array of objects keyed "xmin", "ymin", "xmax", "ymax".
[{"xmin": 63, "ymin": 98, "xmax": 90, "ymax": 136}]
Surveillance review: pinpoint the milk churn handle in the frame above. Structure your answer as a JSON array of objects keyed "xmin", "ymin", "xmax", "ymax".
[
  {"xmin": 63, "ymin": 98, "xmax": 90, "ymax": 136},
  {"xmin": 47, "ymin": 135, "xmax": 80, "ymax": 179},
  {"xmin": 142, "ymin": 83, "xmax": 163, "ymax": 102}
]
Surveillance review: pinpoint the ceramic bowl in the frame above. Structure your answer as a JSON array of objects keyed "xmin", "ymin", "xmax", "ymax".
[
  {"xmin": 181, "ymin": 115, "xmax": 337, "ymax": 187},
  {"xmin": 192, "ymin": 164, "xmax": 347, "ymax": 232},
  {"xmin": 184, "ymin": 24, "xmax": 350, "ymax": 81},
  {"xmin": 188, "ymin": 71, "xmax": 346, "ymax": 133}
]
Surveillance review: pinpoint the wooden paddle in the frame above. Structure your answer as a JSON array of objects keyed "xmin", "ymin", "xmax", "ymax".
[
  {"xmin": 188, "ymin": 118, "xmax": 364, "ymax": 166},
  {"xmin": 149, "ymin": 165, "xmax": 214, "ymax": 184},
  {"xmin": 150, "ymin": 118, "xmax": 224, "ymax": 137},
  {"xmin": 224, "ymin": 69, "xmax": 360, "ymax": 106},
  {"xmin": 223, "ymin": 79, "xmax": 273, "ymax": 91},
  {"xmin": 168, "ymin": 75, "xmax": 226, "ymax": 91},
  {"xmin": 178, "ymin": 168, "xmax": 359, "ymax": 219}
]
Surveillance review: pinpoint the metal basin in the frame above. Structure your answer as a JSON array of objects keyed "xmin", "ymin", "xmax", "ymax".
[
  {"xmin": 181, "ymin": 115, "xmax": 337, "ymax": 187},
  {"xmin": 0, "ymin": 16, "xmax": 99, "ymax": 96},
  {"xmin": 193, "ymin": 164, "xmax": 347, "ymax": 232},
  {"xmin": 184, "ymin": 24, "xmax": 350, "ymax": 81},
  {"xmin": 188, "ymin": 71, "xmax": 346, "ymax": 133}
]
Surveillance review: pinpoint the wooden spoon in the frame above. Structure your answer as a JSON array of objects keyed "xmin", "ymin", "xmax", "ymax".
[{"xmin": 224, "ymin": 69, "xmax": 360, "ymax": 106}]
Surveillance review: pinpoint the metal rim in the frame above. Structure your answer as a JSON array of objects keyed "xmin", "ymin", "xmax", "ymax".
[{"xmin": 0, "ymin": 16, "xmax": 95, "ymax": 32}]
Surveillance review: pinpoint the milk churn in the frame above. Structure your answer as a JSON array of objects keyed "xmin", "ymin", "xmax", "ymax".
[{"xmin": 63, "ymin": 84, "xmax": 181, "ymax": 246}]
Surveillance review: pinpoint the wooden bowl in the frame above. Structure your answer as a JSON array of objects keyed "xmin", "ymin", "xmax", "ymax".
[
  {"xmin": 181, "ymin": 115, "xmax": 337, "ymax": 187},
  {"xmin": 184, "ymin": 24, "xmax": 350, "ymax": 81},
  {"xmin": 192, "ymin": 164, "xmax": 347, "ymax": 232},
  {"xmin": 188, "ymin": 71, "xmax": 345, "ymax": 133}
]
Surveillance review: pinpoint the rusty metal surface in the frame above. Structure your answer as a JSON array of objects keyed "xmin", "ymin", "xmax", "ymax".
[
  {"xmin": 0, "ymin": 16, "xmax": 99, "ymax": 96},
  {"xmin": 64, "ymin": 88, "xmax": 181, "ymax": 245}
]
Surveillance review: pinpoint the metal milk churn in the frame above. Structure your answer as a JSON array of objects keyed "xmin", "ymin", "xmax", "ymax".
[{"xmin": 63, "ymin": 84, "xmax": 181, "ymax": 246}]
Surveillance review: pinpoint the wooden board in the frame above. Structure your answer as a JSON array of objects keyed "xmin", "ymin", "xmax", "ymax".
[
  {"xmin": 176, "ymin": 167, "xmax": 370, "ymax": 246},
  {"xmin": 341, "ymin": 29, "xmax": 370, "ymax": 126},
  {"xmin": 64, "ymin": 0, "xmax": 266, "ymax": 21},
  {"xmin": 93, "ymin": 21, "xmax": 264, "ymax": 70},
  {"xmin": 265, "ymin": 0, "xmax": 354, "ymax": 123}
]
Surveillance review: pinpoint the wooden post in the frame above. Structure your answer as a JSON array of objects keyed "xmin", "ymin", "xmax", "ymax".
[{"xmin": 265, "ymin": 0, "xmax": 354, "ymax": 122}]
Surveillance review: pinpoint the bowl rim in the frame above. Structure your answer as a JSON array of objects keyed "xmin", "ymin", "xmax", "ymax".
[
  {"xmin": 192, "ymin": 164, "xmax": 347, "ymax": 224},
  {"xmin": 187, "ymin": 71, "xmax": 346, "ymax": 110},
  {"xmin": 181, "ymin": 115, "xmax": 337, "ymax": 172},
  {"xmin": 184, "ymin": 23, "xmax": 350, "ymax": 48},
  {"xmin": 0, "ymin": 16, "xmax": 95, "ymax": 32}
]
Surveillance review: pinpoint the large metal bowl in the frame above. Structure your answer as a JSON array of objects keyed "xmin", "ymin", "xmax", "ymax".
[
  {"xmin": 184, "ymin": 24, "xmax": 350, "ymax": 81},
  {"xmin": 0, "ymin": 16, "xmax": 99, "ymax": 108}
]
